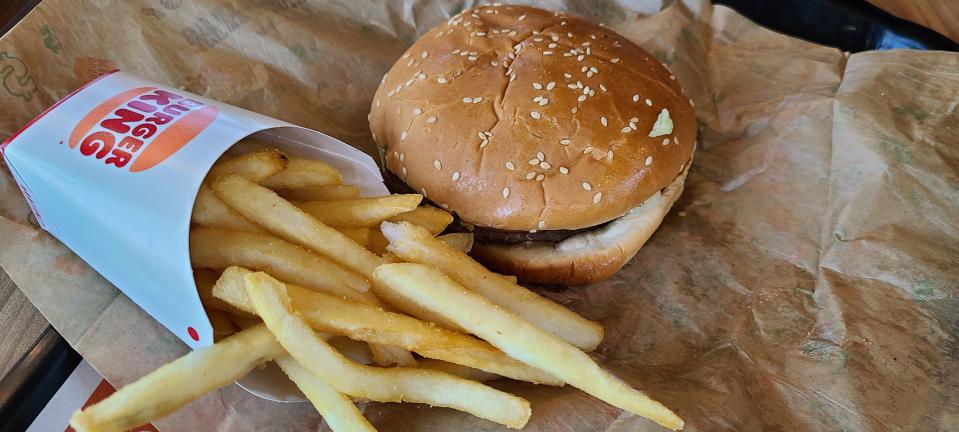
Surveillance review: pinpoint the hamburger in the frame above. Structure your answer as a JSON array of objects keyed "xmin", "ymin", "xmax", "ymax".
[{"xmin": 369, "ymin": 4, "xmax": 695, "ymax": 285}]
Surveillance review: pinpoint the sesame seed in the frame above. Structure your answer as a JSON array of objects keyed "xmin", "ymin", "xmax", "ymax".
[
  {"xmin": 593, "ymin": 192, "xmax": 603, "ymax": 203},
  {"xmin": 518, "ymin": 14, "xmax": 526, "ymax": 20},
  {"xmin": 485, "ymin": 131, "xmax": 493, "ymax": 137},
  {"xmin": 426, "ymin": 116, "xmax": 437, "ymax": 123},
  {"xmin": 508, "ymin": 30, "xmax": 517, "ymax": 36},
  {"xmin": 452, "ymin": 49, "xmax": 461, "ymax": 54},
  {"xmin": 452, "ymin": 171, "xmax": 461, "ymax": 181},
  {"xmin": 630, "ymin": 122, "xmax": 637, "ymax": 130},
  {"xmin": 548, "ymin": 43, "xmax": 557, "ymax": 48},
  {"xmin": 473, "ymin": 97, "xmax": 483, "ymax": 103},
  {"xmin": 663, "ymin": 138, "xmax": 670, "ymax": 145},
  {"xmin": 645, "ymin": 98, "xmax": 653, "ymax": 106},
  {"xmin": 479, "ymin": 140, "xmax": 489, "ymax": 149},
  {"xmin": 533, "ymin": 37, "xmax": 543, "ymax": 42},
  {"xmin": 577, "ymin": 55, "xmax": 585, "ymax": 61},
  {"xmin": 529, "ymin": 158, "xmax": 540, "ymax": 165},
  {"xmin": 611, "ymin": 58, "xmax": 620, "ymax": 63},
  {"xmin": 564, "ymin": 53, "xmax": 573, "ymax": 57},
  {"xmin": 560, "ymin": 20, "xmax": 567, "ymax": 25},
  {"xmin": 600, "ymin": 84, "xmax": 607, "ymax": 92},
  {"xmin": 463, "ymin": 97, "xmax": 473, "ymax": 103},
  {"xmin": 572, "ymin": 107, "xmax": 578, "ymax": 113},
  {"xmin": 433, "ymin": 160, "xmax": 442, "ymax": 170},
  {"xmin": 505, "ymin": 67, "xmax": 513, "ymax": 76},
  {"xmin": 679, "ymin": 211, "xmax": 687, "ymax": 217},
  {"xmin": 413, "ymin": 108, "xmax": 423, "ymax": 115},
  {"xmin": 567, "ymin": 84, "xmax": 578, "ymax": 89},
  {"xmin": 586, "ymin": 71, "xmax": 594, "ymax": 78},
  {"xmin": 478, "ymin": 132, "xmax": 488, "ymax": 140},
  {"xmin": 526, "ymin": 172, "xmax": 536, "ymax": 180},
  {"xmin": 399, "ymin": 153, "xmax": 405, "ymax": 161},
  {"xmin": 632, "ymin": 95, "xmax": 639, "ymax": 102},
  {"xmin": 530, "ymin": 111, "xmax": 541, "ymax": 119},
  {"xmin": 586, "ymin": 47, "xmax": 592, "ymax": 55},
  {"xmin": 533, "ymin": 82, "xmax": 543, "ymax": 90},
  {"xmin": 437, "ymin": 77, "xmax": 447, "ymax": 84},
  {"xmin": 601, "ymin": 116, "xmax": 608, "ymax": 127},
  {"xmin": 509, "ymin": 74, "xmax": 517, "ymax": 82},
  {"xmin": 576, "ymin": 81, "xmax": 584, "ymax": 88},
  {"xmin": 560, "ymin": 138, "xmax": 571, "ymax": 145},
  {"xmin": 402, "ymin": 52, "xmax": 411, "ymax": 59},
  {"xmin": 675, "ymin": 136, "xmax": 680, "ymax": 145},
  {"xmin": 440, "ymin": 203, "xmax": 449, "ymax": 209},
  {"xmin": 540, "ymin": 161, "xmax": 551, "ymax": 169},
  {"xmin": 546, "ymin": 81, "xmax": 555, "ymax": 90},
  {"xmin": 589, "ymin": 90, "xmax": 595, "ymax": 96},
  {"xmin": 401, "ymin": 131, "xmax": 408, "ymax": 141},
  {"xmin": 537, "ymin": 220, "xmax": 546, "ymax": 229},
  {"xmin": 551, "ymin": 35, "xmax": 559, "ymax": 42},
  {"xmin": 621, "ymin": 126, "xmax": 632, "ymax": 133},
  {"xmin": 564, "ymin": 73, "xmax": 573, "ymax": 79},
  {"xmin": 670, "ymin": 75, "xmax": 676, "ymax": 80},
  {"xmin": 567, "ymin": 32, "xmax": 573, "ymax": 38},
  {"xmin": 590, "ymin": 67, "xmax": 598, "ymax": 73},
  {"xmin": 421, "ymin": 51, "xmax": 429, "ymax": 58},
  {"xmin": 505, "ymin": 161, "xmax": 515, "ymax": 170},
  {"xmin": 406, "ymin": 58, "xmax": 415, "ymax": 66},
  {"xmin": 417, "ymin": 72, "xmax": 427, "ymax": 80},
  {"xmin": 376, "ymin": 99, "xmax": 381, "ymax": 107},
  {"xmin": 645, "ymin": 156, "xmax": 653, "ymax": 166},
  {"xmin": 536, "ymin": 174, "xmax": 545, "ymax": 181},
  {"xmin": 630, "ymin": 117, "xmax": 639, "ymax": 123},
  {"xmin": 584, "ymin": 146, "xmax": 594, "ymax": 154},
  {"xmin": 539, "ymin": 98, "xmax": 549, "ymax": 106},
  {"xmin": 559, "ymin": 166, "xmax": 569, "ymax": 174},
  {"xmin": 583, "ymin": 86, "xmax": 591, "ymax": 95},
  {"xmin": 503, "ymin": 187, "xmax": 511, "ymax": 198},
  {"xmin": 543, "ymin": 51, "xmax": 553, "ymax": 56},
  {"xmin": 607, "ymin": 150, "xmax": 614, "ymax": 159},
  {"xmin": 402, "ymin": 166, "xmax": 408, "ymax": 176},
  {"xmin": 577, "ymin": 95, "xmax": 587, "ymax": 102},
  {"xmin": 537, "ymin": 152, "xmax": 545, "ymax": 160},
  {"xmin": 582, "ymin": 182, "xmax": 592, "ymax": 191}
]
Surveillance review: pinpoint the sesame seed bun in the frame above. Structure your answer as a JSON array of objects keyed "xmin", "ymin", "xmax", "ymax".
[{"xmin": 370, "ymin": 5, "xmax": 695, "ymax": 284}]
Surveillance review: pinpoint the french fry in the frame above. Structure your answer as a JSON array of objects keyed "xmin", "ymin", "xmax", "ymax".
[
  {"xmin": 190, "ymin": 227, "xmax": 370, "ymax": 294},
  {"xmin": 260, "ymin": 157, "xmax": 342, "ymax": 189},
  {"xmin": 191, "ymin": 184, "xmax": 264, "ymax": 233},
  {"xmin": 335, "ymin": 227, "xmax": 371, "ymax": 248},
  {"xmin": 388, "ymin": 206, "xmax": 453, "ymax": 235},
  {"xmin": 207, "ymin": 148, "xmax": 288, "ymax": 182},
  {"xmin": 206, "ymin": 308, "xmax": 237, "ymax": 341},
  {"xmin": 213, "ymin": 267, "xmax": 415, "ymax": 367},
  {"xmin": 244, "ymin": 271, "xmax": 532, "ymax": 429},
  {"xmin": 70, "ymin": 325, "xmax": 284, "ymax": 432},
  {"xmin": 437, "ymin": 233, "xmax": 473, "ymax": 253},
  {"xmin": 194, "ymin": 269, "xmax": 248, "ymax": 316},
  {"xmin": 211, "ymin": 175, "xmax": 384, "ymax": 278},
  {"xmin": 372, "ymin": 264, "xmax": 684, "ymax": 431},
  {"xmin": 275, "ymin": 184, "xmax": 360, "ymax": 201},
  {"xmin": 377, "ymin": 233, "xmax": 472, "ymax": 260},
  {"xmin": 229, "ymin": 313, "xmax": 262, "ymax": 330},
  {"xmin": 213, "ymin": 267, "xmax": 561, "ymax": 385},
  {"xmin": 417, "ymin": 359, "xmax": 501, "ymax": 383},
  {"xmin": 381, "ymin": 221, "xmax": 604, "ymax": 351},
  {"xmin": 275, "ymin": 357, "xmax": 376, "ymax": 432},
  {"xmin": 297, "ymin": 194, "xmax": 422, "ymax": 228}
]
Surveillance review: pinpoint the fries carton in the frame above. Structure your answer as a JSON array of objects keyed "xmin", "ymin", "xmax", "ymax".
[{"xmin": 1, "ymin": 71, "xmax": 387, "ymax": 400}]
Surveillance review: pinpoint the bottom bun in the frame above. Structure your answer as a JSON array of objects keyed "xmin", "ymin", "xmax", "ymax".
[{"xmin": 471, "ymin": 163, "xmax": 689, "ymax": 286}]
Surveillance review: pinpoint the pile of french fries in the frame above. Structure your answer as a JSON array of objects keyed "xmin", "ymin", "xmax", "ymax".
[{"xmin": 69, "ymin": 143, "xmax": 684, "ymax": 432}]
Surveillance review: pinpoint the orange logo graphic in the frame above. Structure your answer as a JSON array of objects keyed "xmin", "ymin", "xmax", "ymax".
[{"xmin": 67, "ymin": 87, "xmax": 218, "ymax": 171}]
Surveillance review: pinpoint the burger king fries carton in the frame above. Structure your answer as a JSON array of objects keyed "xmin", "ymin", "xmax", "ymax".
[{"xmin": 0, "ymin": 71, "xmax": 387, "ymax": 399}]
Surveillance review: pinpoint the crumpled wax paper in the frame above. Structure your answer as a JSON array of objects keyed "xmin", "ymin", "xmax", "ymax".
[{"xmin": 1, "ymin": 0, "xmax": 957, "ymax": 430}]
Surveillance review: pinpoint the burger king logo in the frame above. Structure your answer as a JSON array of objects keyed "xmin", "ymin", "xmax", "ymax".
[{"xmin": 68, "ymin": 87, "xmax": 219, "ymax": 172}]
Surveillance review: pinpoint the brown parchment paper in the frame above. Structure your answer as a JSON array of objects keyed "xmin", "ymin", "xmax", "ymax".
[{"xmin": 1, "ymin": 1, "xmax": 958, "ymax": 431}]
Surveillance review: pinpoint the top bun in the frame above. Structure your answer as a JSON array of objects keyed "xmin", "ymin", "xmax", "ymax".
[{"xmin": 370, "ymin": 4, "xmax": 695, "ymax": 231}]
